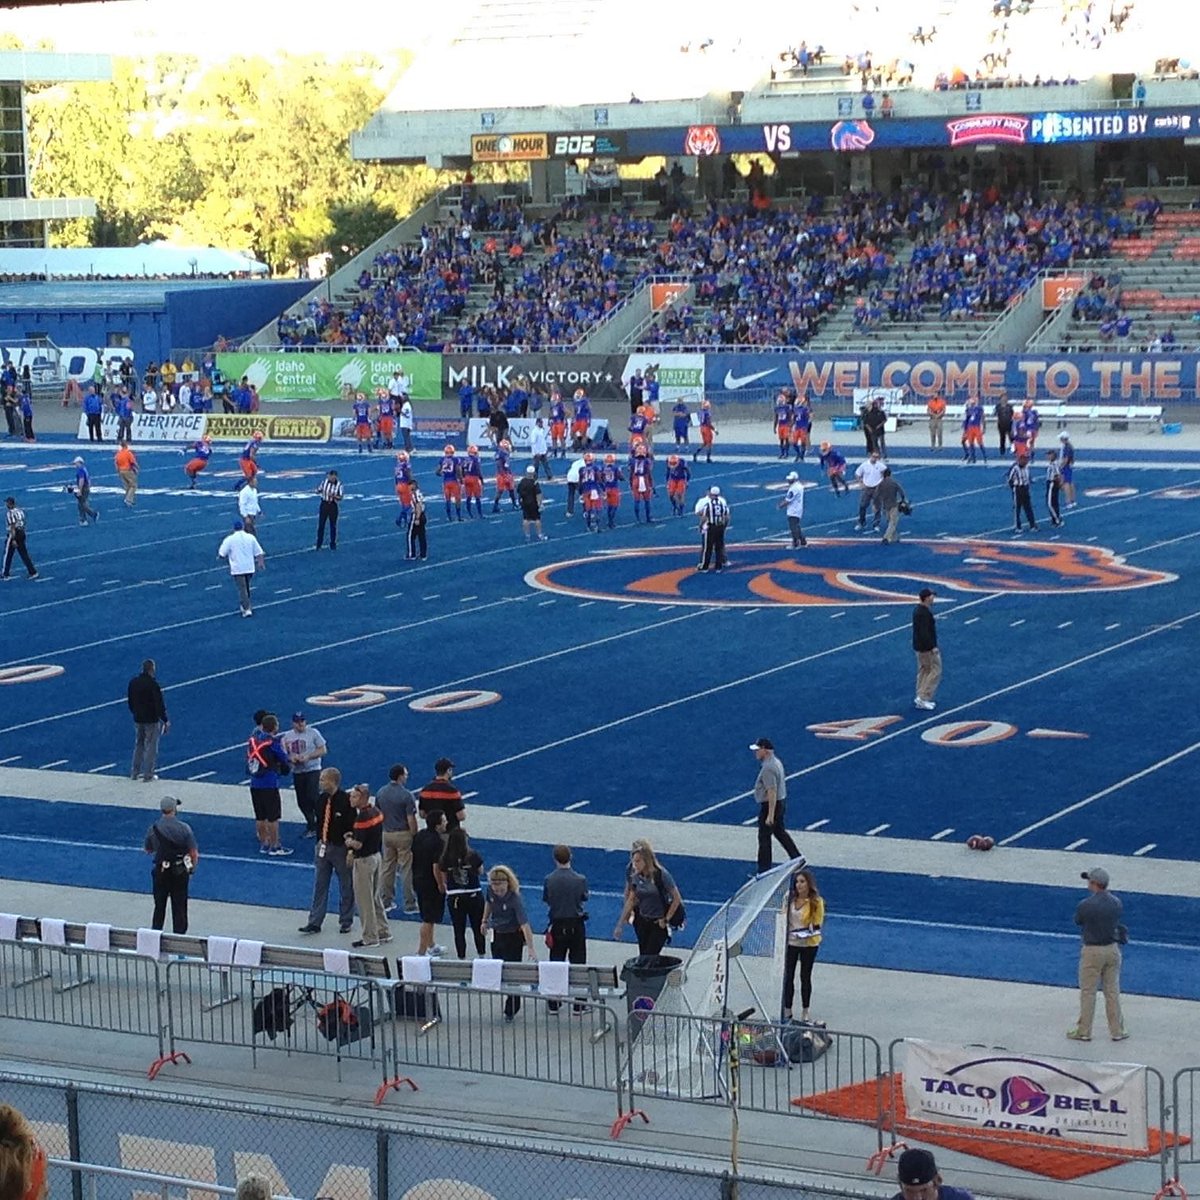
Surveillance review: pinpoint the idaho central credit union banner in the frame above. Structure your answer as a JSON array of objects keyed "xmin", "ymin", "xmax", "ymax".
[
  {"xmin": 904, "ymin": 1040, "xmax": 1148, "ymax": 1148},
  {"xmin": 705, "ymin": 351, "xmax": 1200, "ymax": 405},
  {"xmin": 217, "ymin": 351, "xmax": 441, "ymax": 402}
]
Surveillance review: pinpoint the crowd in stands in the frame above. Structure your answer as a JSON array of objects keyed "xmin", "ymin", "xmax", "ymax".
[
  {"xmin": 269, "ymin": 171, "xmax": 1167, "ymax": 355},
  {"xmin": 276, "ymin": 194, "xmax": 662, "ymax": 352},
  {"xmin": 638, "ymin": 184, "xmax": 1128, "ymax": 346}
]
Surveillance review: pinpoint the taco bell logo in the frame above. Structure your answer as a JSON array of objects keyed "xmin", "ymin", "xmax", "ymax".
[{"xmin": 1002, "ymin": 1075, "xmax": 1050, "ymax": 1117}]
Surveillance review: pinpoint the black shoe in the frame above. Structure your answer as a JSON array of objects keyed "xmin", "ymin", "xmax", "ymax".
[
  {"xmin": 339, "ymin": 924, "xmax": 353, "ymax": 934},
  {"xmin": 298, "ymin": 925, "xmax": 321, "ymax": 934}
]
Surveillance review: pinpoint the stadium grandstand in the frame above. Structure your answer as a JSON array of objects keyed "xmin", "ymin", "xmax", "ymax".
[{"xmin": 7, "ymin": 5, "xmax": 1200, "ymax": 1200}]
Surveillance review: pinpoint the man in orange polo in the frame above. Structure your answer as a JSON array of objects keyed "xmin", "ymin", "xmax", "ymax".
[
  {"xmin": 114, "ymin": 440, "xmax": 139, "ymax": 506},
  {"xmin": 927, "ymin": 394, "xmax": 946, "ymax": 451}
]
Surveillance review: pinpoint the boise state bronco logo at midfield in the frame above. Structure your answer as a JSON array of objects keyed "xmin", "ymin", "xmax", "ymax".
[{"xmin": 525, "ymin": 540, "xmax": 1174, "ymax": 608}]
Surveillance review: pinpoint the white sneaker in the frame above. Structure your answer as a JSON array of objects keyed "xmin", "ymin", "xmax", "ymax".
[
  {"xmin": 916, "ymin": 698, "xmax": 936, "ymax": 710},
  {"xmin": 426, "ymin": 944, "xmax": 445, "ymax": 957}
]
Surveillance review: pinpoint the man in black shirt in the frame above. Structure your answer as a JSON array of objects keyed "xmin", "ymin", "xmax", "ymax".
[
  {"xmin": 298, "ymin": 767, "xmax": 356, "ymax": 934},
  {"xmin": 346, "ymin": 783, "xmax": 389, "ymax": 947},
  {"xmin": 542, "ymin": 844, "xmax": 589, "ymax": 1013},
  {"xmin": 412, "ymin": 810, "xmax": 448, "ymax": 955},
  {"xmin": 994, "ymin": 392, "xmax": 1015, "ymax": 457},
  {"xmin": 127, "ymin": 659, "xmax": 169, "ymax": 782},
  {"xmin": 912, "ymin": 587, "xmax": 941, "ymax": 711},
  {"xmin": 517, "ymin": 466, "xmax": 546, "ymax": 542},
  {"xmin": 863, "ymin": 399, "xmax": 888, "ymax": 458},
  {"xmin": 144, "ymin": 796, "xmax": 198, "ymax": 933}
]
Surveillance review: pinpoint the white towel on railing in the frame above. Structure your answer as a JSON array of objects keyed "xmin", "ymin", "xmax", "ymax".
[
  {"xmin": 322, "ymin": 948, "xmax": 351, "ymax": 976},
  {"xmin": 0, "ymin": 914, "xmax": 19, "ymax": 941},
  {"xmin": 205, "ymin": 936, "xmax": 237, "ymax": 966},
  {"xmin": 39, "ymin": 918, "xmax": 66, "ymax": 946},
  {"xmin": 471, "ymin": 956, "xmax": 504, "ymax": 991},
  {"xmin": 135, "ymin": 928, "xmax": 162, "ymax": 958},
  {"xmin": 84, "ymin": 923, "xmax": 111, "ymax": 952},
  {"xmin": 537, "ymin": 960, "xmax": 570, "ymax": 998},
  {"xmin": 400, "ymin": 955, "xmax": 432, "ymax": 983},
  {"xmin": 232, "ymin": 939, "xmax": 263, "ymax": 967}
]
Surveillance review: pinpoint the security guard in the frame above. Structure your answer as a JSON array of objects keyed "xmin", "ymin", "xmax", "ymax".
[{"xmin": 144, "ymin": 796, "xmax": 199, "ymax": 933}]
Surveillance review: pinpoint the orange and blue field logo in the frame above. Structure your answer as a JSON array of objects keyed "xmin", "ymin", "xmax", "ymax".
[{"xmin": 525, "ymin": 539, "xmax": 1175, "ymax": 608}]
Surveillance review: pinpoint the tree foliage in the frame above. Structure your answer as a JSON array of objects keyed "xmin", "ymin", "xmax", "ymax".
[{"xmin": 25, "ymin": 49, "xmax": 447, "ymax": 273}]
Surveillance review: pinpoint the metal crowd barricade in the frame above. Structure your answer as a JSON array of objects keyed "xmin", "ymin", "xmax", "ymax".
[
  {"xmin": 1172, "ymin": 1066, "xmax": 1200, "ymax": 1192},
  {"xmin": 886, "ymin": 1039, "xmax": 1171, "ymax": 1186},
  {"xmin": 0, "ymin": 936, "xmax": 168, "ymax": 1063},
  {"xmin": 160, "ymin": 961, "xmax": 389, "ymax": 1093},
  {"xmin": 619, "ymin": 1010, "xmax": 883, "ymax": 1147},
  {"xmin": 377, "ymin": 978, "xmax": 626, "ymax": 1118}
]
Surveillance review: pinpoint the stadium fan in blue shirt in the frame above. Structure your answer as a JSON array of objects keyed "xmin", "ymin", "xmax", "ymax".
[
  {"xmin": 458, "ymin": 382, "xmax": 475, "ymax": 419},
  {"xmin": 672, "ymin": 399, "xmax": 690, "ymax": 445},
  {"xmin": 234, "ymin": 379, "xmax": 254, "ymax": 414},
  {"xmin": 645, "ymin": 371, "xmax": 661, "ymax": 413}
]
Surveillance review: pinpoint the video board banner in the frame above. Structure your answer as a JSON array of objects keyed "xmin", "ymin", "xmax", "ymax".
[
  {"xmin": 217, "ymin": 352, "xmax": 441, "ymax": 402},
  {"xmin": 471, "ymin": 132, "xmax": 549, "ymax": 162},
  {"xmin": 443, "ymin": 353, "xmax": 630, "ymax": 402},
  {"xmin": 623, "ymin": 107, "xmax": 1198, "ymax": 157},
  {"xmin": 705, "ymin": 351, "xmax": 1200, "ymax": 404}
]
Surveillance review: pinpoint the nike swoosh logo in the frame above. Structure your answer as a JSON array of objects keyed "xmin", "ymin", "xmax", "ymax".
[{"xmin": 723, "ymin": 368, "xmax": 777, "ymax": 390}]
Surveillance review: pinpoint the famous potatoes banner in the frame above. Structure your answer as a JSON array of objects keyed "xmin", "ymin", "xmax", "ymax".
[{"xmin": 217, "ymin": 352, "xmax": 441, "ymax": 402}]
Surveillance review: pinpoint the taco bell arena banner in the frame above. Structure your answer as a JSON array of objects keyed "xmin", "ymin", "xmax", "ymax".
[
  {"xmin": 705, "ymin": 351, "xmax": 1200, "ymax": 404},
  {"xmin": 903, "ymin": 1039, "xmax": 1148, "ymax": 1148}
]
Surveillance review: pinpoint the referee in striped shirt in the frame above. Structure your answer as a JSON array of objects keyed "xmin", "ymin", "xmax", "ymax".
[
  {"xmin": 697, "ymin": 485, "xmax": 731, "ymax": 572},
  {"xmin": 3, "ymin": 496, "xmax": 37, "ymax": 580},
  {"xmin": 1005, "ymin": 454, "xmax": 1038, "ymax": 533},
  {"xmin": 315, "ymin": 470, "xmax": 343, "ymax": 551}
]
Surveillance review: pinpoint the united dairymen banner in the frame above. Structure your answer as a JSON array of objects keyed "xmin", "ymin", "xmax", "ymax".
[
  {"xmin": 903, "ymin": 1039, "xmax": 1148, "ymax": 1148},
  {"xmin": 76, "ymin": 412, "xmax": 205, "ymax": 442},
  {"xmin": 706, "ymin": 351, "xmax": 1200, "ymax": 405},
  {"xmin": 217, "ymin": 351, "xmax": 441, "ymax": 402}
]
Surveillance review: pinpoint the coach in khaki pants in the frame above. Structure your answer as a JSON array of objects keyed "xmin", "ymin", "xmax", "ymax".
[
  {"xmin": 1068, "ymin": 866, "xmax": 1128, "ymax": 1042},
  {"xmin": 377, "ymin": 763, "xmax": 418, "ymax": 914},
  {"xmin": 345, "ymin": 784, "xmax": 390, "ymax": 948}
]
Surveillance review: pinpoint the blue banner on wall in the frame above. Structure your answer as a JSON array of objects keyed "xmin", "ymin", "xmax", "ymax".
[
  {"xmin": 624, "ymin": 107, "xmax": 1197, "ymax": 157},
  {"xmin": 704, "ymin": 350, "xmax": 1200, "ymax": 404}
]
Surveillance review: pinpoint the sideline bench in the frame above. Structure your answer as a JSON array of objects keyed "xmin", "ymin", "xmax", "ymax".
[
  {"xmin": 399, "ymin": 957, "xmax": 620, "ymax": 998},
  {"xmin": 883, "ymin": 402, "xmax": 1164, "ymax": 432},
  {"xmin": 0, "ymin": 915, "xmax": 391, "ymax": 979}
]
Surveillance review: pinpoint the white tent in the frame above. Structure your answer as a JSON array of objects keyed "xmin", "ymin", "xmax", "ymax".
[{"xmin": 0, "ymin": 243, "xmax": 269, "ymax": 278}]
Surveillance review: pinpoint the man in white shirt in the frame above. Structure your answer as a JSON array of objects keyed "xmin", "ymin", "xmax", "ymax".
[
  {"xmin": 238, "ymin": 475, "xmax": 261, "ymax": 534},
  {"xmin": 397, "ymin": 396, "xmax": 414, "ymax": 453},
  {"xmin": 387, "ymin": 371, "xmax": 407, "ymax": 401},
  {"xmin": 529, "ymin": 417, "xmax": 552, "ymax": 479},
  {"xmin": 564, "ymin": 455, "xmax": 586, "ymax": 518},
  {"xmin": 217, "ymin": 520, "xmax": 265, "ymax": 617},
  {"xmin": 854, "ymin": 450, "xmax": 886, "ymax": 532},
  {"xmin": 778, "ymin": 470, "xmax": 808, "ymax": 548},
  {"xmin": 142, "ymin": 387, "xmax": 158, "ymax": 414}
]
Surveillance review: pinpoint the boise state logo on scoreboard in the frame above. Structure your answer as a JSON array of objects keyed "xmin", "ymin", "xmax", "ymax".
[{"xmin": 526, "ymin": 540, "xmax": 1174, "ymax": 607}]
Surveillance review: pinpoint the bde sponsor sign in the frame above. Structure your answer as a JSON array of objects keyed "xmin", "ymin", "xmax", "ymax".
[{"xmin": 904, "ymin": 1039, "xmax": 1148, "ymax": 1148}]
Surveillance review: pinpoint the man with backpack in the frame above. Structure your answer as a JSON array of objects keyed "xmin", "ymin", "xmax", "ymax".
[{"xmin": 246, "ymin": 713, "xmax": 293, "ymax": 856}]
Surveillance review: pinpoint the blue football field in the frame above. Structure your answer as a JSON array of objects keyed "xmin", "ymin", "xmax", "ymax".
[{"xmin": 1, "ymin": 436, "xmax": 1198, "ymax": 997}]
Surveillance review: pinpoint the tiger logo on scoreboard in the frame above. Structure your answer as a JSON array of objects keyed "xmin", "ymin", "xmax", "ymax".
[
  {"xmin": 684, "ymin": 125, "xmax": 722, "ymax": 156},
  {"xmin": 525, "ymin": 540, "xmax": 1174, "ymax": 608}
]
